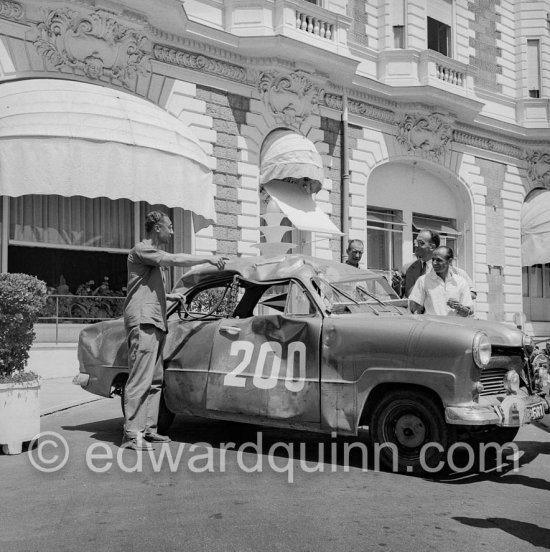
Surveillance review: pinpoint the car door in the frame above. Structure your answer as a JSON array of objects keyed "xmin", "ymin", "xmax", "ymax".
[
  {"xmin": 162, "ymin": 281, "xmax": 236, "ymax": 414},
  {"xmin": 206, "ymin": 280, "xmax": 321, "ymax": 424}
]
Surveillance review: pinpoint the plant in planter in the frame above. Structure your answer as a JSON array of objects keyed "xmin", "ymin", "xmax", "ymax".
[{"xmin": 0, "ymin": 273, "xmax": 47, "ymax": 454}]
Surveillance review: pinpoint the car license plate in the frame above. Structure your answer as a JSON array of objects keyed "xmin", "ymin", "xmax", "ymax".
[{"xmin": 526, "ymin": 403, "xmax": 546, "ymax": 422}]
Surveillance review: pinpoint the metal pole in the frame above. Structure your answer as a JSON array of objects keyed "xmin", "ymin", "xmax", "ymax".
[
  {"xmin": 341, "ymin": 92, "xmax": 350, "ymax": 261},
  {"xmin": 55, "ymin": 296, "xmax": 59, "ymax": 345}
]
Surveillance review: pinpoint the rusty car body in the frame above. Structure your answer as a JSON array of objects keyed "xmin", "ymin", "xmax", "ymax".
[{"xmin": 75, "ymin": 255, "xmax": 550, "ymax": 472}]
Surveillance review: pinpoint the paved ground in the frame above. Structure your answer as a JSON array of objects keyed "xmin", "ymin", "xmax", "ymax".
[
  {"xmin": 40, "ymin": 376, "xmax": 102, "ymax": 416},
  {"xmin": 1, "ymin": 398, "xmax": 549, "ymax": 552}
]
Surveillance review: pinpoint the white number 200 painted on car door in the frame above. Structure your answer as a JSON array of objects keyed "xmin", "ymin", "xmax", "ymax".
[
  {"xmin": 224, "ymin": 340, "xmax": 307, "ymax": 392},
  {"xmin": 206, "ymin": 281, "xmax": 322, "ymax": 424}
]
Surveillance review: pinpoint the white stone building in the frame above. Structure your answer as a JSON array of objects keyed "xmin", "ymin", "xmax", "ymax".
[{"xmin": 0, "ymin": 0, "xmax": 549, "ymax": 338}]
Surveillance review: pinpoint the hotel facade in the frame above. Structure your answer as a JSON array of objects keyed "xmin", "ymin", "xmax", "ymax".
[{"xmin": 0, "ymin": 0, "xmax": 549, "ymax": 338}]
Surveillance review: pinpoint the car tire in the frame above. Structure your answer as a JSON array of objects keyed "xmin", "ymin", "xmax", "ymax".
[{"xmin": 369, "ymin": 389, "xmax": 454, "ymax": 474}]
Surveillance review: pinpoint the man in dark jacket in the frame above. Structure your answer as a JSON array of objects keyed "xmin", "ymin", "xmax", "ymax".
[{"xmin": 392, "ymin": 229, "xmax": 440, "ymax": 298}]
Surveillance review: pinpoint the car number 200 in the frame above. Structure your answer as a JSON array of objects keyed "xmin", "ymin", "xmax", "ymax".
[{"xmin": 223, "ymin": 340, "xmax": 306, "ymax": 392}]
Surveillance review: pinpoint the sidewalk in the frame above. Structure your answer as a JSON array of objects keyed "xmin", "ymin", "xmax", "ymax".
[
  {"xmin": 26, "ymin": 342, "xmax": 105, "ymax": 416},
  {"xmin": 40, "ymin": 376, "xmax": 105, "ymax": 416}
]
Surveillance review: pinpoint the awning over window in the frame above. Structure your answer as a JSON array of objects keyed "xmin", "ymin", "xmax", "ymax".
[
  {"xmin": 521, "ymin": 188, "xmax": 550, "ymax": 266},
  {"xmin": 262, "ymin": 180, "xmax": 342, "ymax": 235},
  {"xmin": 367, "ymin": 210, "xmax": 406, "ymax": 226},
  {"xmin": 0, "ymin": 79, "xmax": 216, "ymax": 229},
  {"xmin": 260, "ymin": 129, "xmax": 324, "ymax": 192},
  {"xmin": 412, "ymin": 215, "xmax": 460, "ymax": 235}
]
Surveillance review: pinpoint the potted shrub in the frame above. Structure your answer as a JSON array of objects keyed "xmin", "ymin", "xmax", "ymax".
[{"xmin": 0, "ymin": 273, "xmax": 47, "ymax": 454}]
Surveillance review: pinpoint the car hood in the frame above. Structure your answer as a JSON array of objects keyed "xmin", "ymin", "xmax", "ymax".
[{"xmin": 330, "ymin": 312, "xmax": 524, "ymax": 347}]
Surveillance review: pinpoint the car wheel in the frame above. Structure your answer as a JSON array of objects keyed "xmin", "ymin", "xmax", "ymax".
[
  {"xmin": 158, "ymin": 393, "xmax": 175, "ymax": 434},
  {"xmin": 369, "ymin": 389, "xmax": 454, "ymax": 474}
]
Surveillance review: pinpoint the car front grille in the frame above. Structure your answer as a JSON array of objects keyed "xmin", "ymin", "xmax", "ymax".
[{"xmin": 479, "ymin": 346, "xmax": 524, "ymax": 396}]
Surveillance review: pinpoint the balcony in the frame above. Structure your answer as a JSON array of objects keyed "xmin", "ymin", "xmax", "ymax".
[
  {"xmin": 378, "ymin": 49, "xmax": 475, "ymax": 95},
  {"xmin": 221, "ymin": 0, "xmax": 351, "ymax": 55}
]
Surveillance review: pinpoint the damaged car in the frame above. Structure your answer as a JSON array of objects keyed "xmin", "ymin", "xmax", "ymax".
[{"xmin": 74, "ymin": 255, "xmax": 550, "ymax": 472}]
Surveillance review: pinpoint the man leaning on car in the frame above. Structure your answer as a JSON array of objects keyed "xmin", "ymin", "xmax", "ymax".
[{"xmin": 122, "ymin": 211, "xmax": 227, "ymax": 451}]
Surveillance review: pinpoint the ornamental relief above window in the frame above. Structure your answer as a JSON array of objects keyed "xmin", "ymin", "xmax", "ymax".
[
  {"xmin": 0, "ymin": 0, "xmax": 23, "ymax": 21},
  {"xmin": 396, "ymin": 112, "xmax": 454, "ymax": 159},
  {"xmin": 32, "ymin": 7, "xmax": 151, "ymax": 88},
  {"xmin": 524, "ymin": 150, "xmax": 550, "ymax": 189},
  {"xmin": 258, "ymin": 70, "xmax": 325, "ymax": 129}
]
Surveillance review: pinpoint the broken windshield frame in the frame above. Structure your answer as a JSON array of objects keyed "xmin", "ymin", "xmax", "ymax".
[{"xmin": 313, "ymin": 276, "xmax": 405, "ymax": 315}]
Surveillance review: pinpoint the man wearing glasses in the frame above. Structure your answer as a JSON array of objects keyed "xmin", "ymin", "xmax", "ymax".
[{"xmin": 392, "ymin": 229, "xmax": 440, "ymax": 298}]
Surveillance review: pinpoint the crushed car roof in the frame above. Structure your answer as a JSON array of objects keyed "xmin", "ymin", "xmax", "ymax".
[{"xmin": 174, "ymin": 254, "xmax": 377, "ymax": 293}]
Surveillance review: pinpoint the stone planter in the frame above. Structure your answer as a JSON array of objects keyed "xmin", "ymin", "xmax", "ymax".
[{"xmin": 0, "ymin": 378, "xmax": 41, "ymax": 454}]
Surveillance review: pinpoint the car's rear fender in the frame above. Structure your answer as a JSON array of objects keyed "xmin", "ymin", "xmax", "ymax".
[{"xmin": 79, "ymin": 364, "xmax": 128, "ymax": 398}]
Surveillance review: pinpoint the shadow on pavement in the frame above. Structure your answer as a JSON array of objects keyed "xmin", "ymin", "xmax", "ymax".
[
  {"xmin": 62, "ymin": 413, "xmax": 550, "ymax": 481},
  {"xmin": 62, "ymin": 416, "xmax": 123, "ymax": 446},
  {"xmin": 453, "ymin": 517, "xmax": 550, "ymax": 550},
  {"xmin": 427, "ymin": 440, "xmax": 550, "ymax": 490}
]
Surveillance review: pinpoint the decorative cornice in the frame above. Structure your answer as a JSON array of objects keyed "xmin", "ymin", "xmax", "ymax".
[
  {"xmin": 396, "ymin": 112, "xmax": 454, "ymax": 159},
  {"xmin": 524, "ymin": 150, "xmax": 550, "ymax": 188},
  {"xmin": 453, "ymin": 130, "xmax": 522, "ymax": 159},
  {"xmin": 258, "ymin": 70, "xmax": 324, "ymax": 129},
  {"xmin": 0, "ymin": 0, "xmax": 23, "ymax": 21},
  {"xmin": 322, "ymin": 93, "xmax": 396, "ymax": 125},
  {"xmin": 32, "ymin": 7, "xmax": 151, "ymax": 89},
  {"xmin": 153, "ymin": 44, "xmax": 249, "ymax": 84},
  {"xmin": 323, "ymin": 92, "xmax": 343, "ymax": 111}
]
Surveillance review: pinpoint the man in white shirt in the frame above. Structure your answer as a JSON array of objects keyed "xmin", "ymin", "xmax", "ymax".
[{"xmin": 409, "ymin": 246, "xmax": 473, "ymax": 317}]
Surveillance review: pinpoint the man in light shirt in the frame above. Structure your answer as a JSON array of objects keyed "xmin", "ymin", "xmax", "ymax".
[
  {"xmin": 122, "ymin": 211, "xmax": 227, "ymax": 450},
  {"xmin": 409, "ymin": 246, "xmax": 473, "ymax": 317}
]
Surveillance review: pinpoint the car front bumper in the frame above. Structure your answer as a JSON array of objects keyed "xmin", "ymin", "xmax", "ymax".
[{"xmin": 445, "ymin": 389, "xmax": 550, "ymax": 426}]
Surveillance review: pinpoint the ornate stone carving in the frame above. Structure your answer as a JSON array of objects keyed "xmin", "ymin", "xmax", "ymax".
[
  {"xmin": 153, "ymin": 44, "xmax": 247, "ymax": 83},
  {"xmin": 258, "ymin": 70, "xmax": 324, "ymax": 128},
  {"xmin": 33, "ymin": 8, "xmax": 151, "ymax": 88},
  {"xmin": 322, "ymin": 93, "xmax": 396, "ymax": 124},
  {"xmin": 0, "ymin": 0, "xmax": 23, "ymax": 20},
  {"xmin": 453, "ymin": 130, "xmax": 522, "ymax": 159},
  {"xmin": 524, "ymin": 150, "xmax": 550, "ymax": 188},
  {"xmin": 323, "ymin": 93, "xmax": 343, "ymax": 111},
  {"xmin": 396, "ymin": 112, "xmax": 453, "ymax": 158},
  {"xmin": 348, "ymin": 99, "xmax": 395, "ymax": 124}
]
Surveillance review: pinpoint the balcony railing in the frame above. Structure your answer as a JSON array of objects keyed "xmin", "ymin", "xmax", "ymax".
[
  {"xmin": 295, "ymin": 11, "xmax": 335, "ymax": 40},
  {"xmin": 435, "ymin": 62, "xmax": 464, "ymax": 87},
  {"xmin": 274, "ymin": 0, "xmax": 350, "ymax": 50},
  {"xmin": 38, "ymin": 294, "xmax": 125, "ymax": 343},
  {"xmin": 379, "ymin": 49, "xmax": 475, "ymax": 95},
  {"xmin": 419, "ymin": 50, "xmax": 473, "ymax": 91}
]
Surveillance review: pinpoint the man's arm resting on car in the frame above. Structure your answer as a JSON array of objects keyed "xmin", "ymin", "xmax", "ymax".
[{"xmin": 159, "ymin": 253, "xmax": 227, "ymax": 269}]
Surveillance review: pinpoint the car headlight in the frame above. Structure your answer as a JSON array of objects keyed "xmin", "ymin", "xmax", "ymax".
[
  {"xmin": 503, "ymin": 370, "xmax": 520, "ymax": 394},
  {"xmin": 522, "ymin": 334, "xmax": 535, "ymax": 355},
  {"xmin": 473, "ymin": 332, "xmax": 491, "ymax": 368}
]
